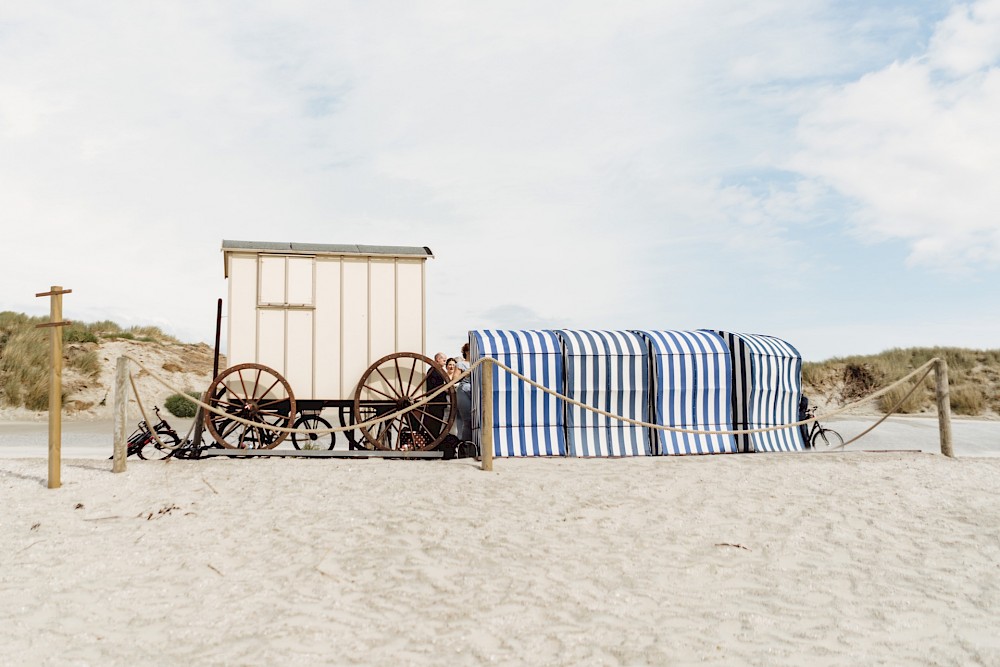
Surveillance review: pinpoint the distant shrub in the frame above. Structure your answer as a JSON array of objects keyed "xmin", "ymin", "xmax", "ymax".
[
  {"xmin": 164, "ymin": 391, "xmax": 201, "ymax": 418},
  {"xmin": 842, "ymin": 363, "xmax": 884, "ymax": 401},
  {"xmin": 950, "ymin": 385, "xmax": 984, "ymax": 416}
]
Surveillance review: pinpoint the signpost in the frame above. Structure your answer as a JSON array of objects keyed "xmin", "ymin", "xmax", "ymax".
[{"xmin": 35, "ymin": 286, "xmax": 72, "ymax": 489}]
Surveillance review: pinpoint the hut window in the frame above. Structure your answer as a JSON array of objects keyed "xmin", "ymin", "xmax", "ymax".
[{"xmin": 258, "ymin": 255, "xmax": 315, "ymax": 307}]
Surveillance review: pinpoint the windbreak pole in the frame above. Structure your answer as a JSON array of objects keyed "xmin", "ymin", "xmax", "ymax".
[{"xmin": 481, "ymin": 358, "xmax": 494, "ymax": 471}]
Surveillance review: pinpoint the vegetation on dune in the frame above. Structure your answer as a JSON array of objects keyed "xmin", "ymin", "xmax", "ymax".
[
  {"xmin": 0, "ymin": 311, "xmax": 184, "ymax": 410},
  {"xmin": 164, "ymin": 391, "xmax": 202, "ymax": 418},
  {"xmin": 0, "ymin": 325, "xmax": 53, "ymax": 410},
  {"xmin": 803, "ymin": 347, "xmax": 1000, "ymax": 417}
]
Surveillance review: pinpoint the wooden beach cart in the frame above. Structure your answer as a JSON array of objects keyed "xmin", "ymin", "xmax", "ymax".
[{"xmin": 203, "ymin": 240, "xmax": 454, "ymax": 452}]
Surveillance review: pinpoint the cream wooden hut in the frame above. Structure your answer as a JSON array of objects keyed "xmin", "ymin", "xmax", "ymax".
[{"xmin": 221, "ymin": 240, "xmax": 434, "ymax": 402}]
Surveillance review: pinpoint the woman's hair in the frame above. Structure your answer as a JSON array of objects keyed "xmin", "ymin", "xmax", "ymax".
[
  {"xmin": 446, "ymin": 357, "xmax": 457, "ymax": 366},
  {"xmin": 461, "ymin": 342, "xmax": 469, "ymax": 359}
]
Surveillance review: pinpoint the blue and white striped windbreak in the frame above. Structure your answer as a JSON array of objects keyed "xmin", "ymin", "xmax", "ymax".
[
  {"xmin": 634, "ymin": 330, "xmax": 738, "ymax": 455},
  {"xmin": 716, "ymin": 331, "xmax": 805, "ymax": 453},
  {"xmin": 469, "ymin": 330, "xmax": 566, "ymax": 457},
  {"xmin": 556, "ymin": 330, "xmax": 651, "ymax": 457}
]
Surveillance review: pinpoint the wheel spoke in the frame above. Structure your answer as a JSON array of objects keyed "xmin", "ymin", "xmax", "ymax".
[
  {"xmin": 237, "ymin": 369, "xmax": 250, "ymax": 402},
  {"xmin": 213, "ymin": 398, "xmax": 245, "ymax": 410},
  {"xmin": 393, "ymin": 416, "xmax": 407, "ymax": 449},
  {"xmin": 410, "ymin": 373, "xmax": 433, "ymax": 397},
  {"xmin": 417, "ymin": 410, "xmax": 450, "ymax": 426},
  {"xmin": 236, "ymin": 423, "xmax": 251, "ymax": 448},
  {"xmin": 412, "ymin": 357, "xmax": 421, "ymax": 394},
  {"xmin": 375, "ymin": 367, "xmax": 402, "ymax": 399},
  {"xmin": 253, "ymin": 367, "xmax": 262, "ymax": 395},
  {"xmin": 259, "ymin": 377, "xmax": 281, "ymax": 401},
  {"xmin": 375, "ymin": 419, "xmax": 392, "ymax": 447},
  {"xmin": 361, "ymin": 383, "xmax": 396, "ymax": 401},
  {"xmin": 219, "ymin": 420, "xmax": 241, "ymax": 439},
  {"xmin": 396, "ymin": 357, "xmax": 410, "ymax": 398}
]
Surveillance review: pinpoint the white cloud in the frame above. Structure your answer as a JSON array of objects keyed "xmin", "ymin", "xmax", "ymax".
[
  {"xmin": 790, "ymin": 0, "xmax": 1000, "ymax": 271},
  {"xmin": 927, "ymin": 0, "xmax": 1000, "ymax": 75}
]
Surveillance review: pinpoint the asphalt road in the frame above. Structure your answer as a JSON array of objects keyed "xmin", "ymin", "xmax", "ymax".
[{"xmin": 1, "ymin": 415, "xmax": 997, "ymax": 459}]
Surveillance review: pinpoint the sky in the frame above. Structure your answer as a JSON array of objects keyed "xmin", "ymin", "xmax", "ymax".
[{"xmin": 2, "ymin": 0, "xmax": 999, "ymax": 362}]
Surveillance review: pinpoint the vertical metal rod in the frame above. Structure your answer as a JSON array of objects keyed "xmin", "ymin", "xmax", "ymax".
[
  {"xmin": 47, "ymin": 286, "xmax": 63, "ymax": 489},
  {"xmin": 935, "ymin": 358, "xmax": 954, "ymax": 458},
  {"xmin": 213, "ymin": 298, "xmax": 222, "ymax": 380},
  {"xmin": 112, "ymin": 357, "xmax": 128, "ymax": 472},
  {"xmin": 481, "ymin": 358, "xmax": 494, "ymax": 472}
]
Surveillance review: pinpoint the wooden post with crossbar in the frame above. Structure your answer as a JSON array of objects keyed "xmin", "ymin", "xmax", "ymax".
[
  {"xmin": 35, "ymin": 286, "xmax": 72, "ymax": 489},
  {"xmin": 481, "ymin": 358, "xmax": 494, "ymax": 471},
  {"xmin": 934, "ymin": 358, "xmax": 954, "ymax": 458}
]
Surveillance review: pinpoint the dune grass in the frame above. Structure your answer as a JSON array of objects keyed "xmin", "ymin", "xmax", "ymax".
[
  {"xmin": 803, "ymin": 347, "xmax": 1000, "ymax": 416},
  {"xmin": 0, "ymin": 311, "xmax": 177, "ymax": 410}
]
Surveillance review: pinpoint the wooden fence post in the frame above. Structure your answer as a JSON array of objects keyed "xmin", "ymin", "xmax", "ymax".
[
  {"xmin": 481, "ymin": 358, "xmax": 494, "ymax": 472},
  {"xmin": 934, "ymin": 358, "xmax": 954, "ymax": 458},
  {"xmin": 112, "ymin": 356, "xmax": 128, "ymax": 472}
]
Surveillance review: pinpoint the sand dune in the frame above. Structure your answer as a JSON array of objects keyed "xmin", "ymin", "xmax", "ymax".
[{"xmin": 2, "ymin": 452, "xmax": 999, "ymax": 666}]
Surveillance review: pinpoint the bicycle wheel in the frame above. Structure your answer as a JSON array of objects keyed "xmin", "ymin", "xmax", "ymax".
[
  {"xmin": 139, "ymin": 428, "xmax": 179, "ymax": 460},
  {"xmin": 812, "ymin": 428, "xmax": 844, "ymax": 450},
  {"xmin": 291, "ymin": 414, "xmax": 336, "ymax": 450}
]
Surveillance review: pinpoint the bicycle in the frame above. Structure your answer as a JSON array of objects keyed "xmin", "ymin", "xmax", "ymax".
[
  {"xmin": 803, "ymin": 406, "xmax": 844, "ymax": 450},
  {"xmin": 123, "ymin": 406, "xmax": 181, "ymax": 460}
]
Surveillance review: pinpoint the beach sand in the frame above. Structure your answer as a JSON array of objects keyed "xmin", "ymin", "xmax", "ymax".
[{"xmin": 2, "ymin": 452, "xmax": 999, "ymax": 666}]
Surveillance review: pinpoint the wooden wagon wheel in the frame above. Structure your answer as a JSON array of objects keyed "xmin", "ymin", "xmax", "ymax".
[
  {"xmin": 353, "ymin": 352, "xmax": 456, "ymax": 451},
  {"xmin": 203, "ymin": 363, "xmax": 296, "ymax": 449}
]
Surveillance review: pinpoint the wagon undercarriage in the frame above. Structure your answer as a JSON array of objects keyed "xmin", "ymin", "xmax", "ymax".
[{"xmin": 202, "ymin": 352, "xmax": 456, "ymax": 453}]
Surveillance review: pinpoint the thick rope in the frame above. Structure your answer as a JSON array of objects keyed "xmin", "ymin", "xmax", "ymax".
[
  {"xmin": 121, "ymin": 353, "xmax": 941, "ymax": 440},
  {"xmin": 824, "ymin": 364, "xmax": 934, "ymax": 451}
]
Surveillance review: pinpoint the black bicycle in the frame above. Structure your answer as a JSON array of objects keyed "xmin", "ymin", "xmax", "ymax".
[
  {"xmin": 124, "ymin": 406, "xmax": 181, "ymax": 460},
  {"xmin": 804, "ymin": 406, "xmax": 844, "ymax": 450}
]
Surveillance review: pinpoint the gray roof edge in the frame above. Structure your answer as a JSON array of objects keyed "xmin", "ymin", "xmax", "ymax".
[{"xmin": 222, "ymin": 240, "xmax": 433, "ymax": 258}]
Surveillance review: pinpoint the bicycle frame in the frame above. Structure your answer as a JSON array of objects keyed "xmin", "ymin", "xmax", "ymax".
[{"xmin": 125, "ymin": 407, "xmax": 180, "ymax": 458}]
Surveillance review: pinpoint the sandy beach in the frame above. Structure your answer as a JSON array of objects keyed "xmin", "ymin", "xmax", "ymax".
[{"xmin": 2, "ymin": 436, "xmax": 999, "ymax": 665}]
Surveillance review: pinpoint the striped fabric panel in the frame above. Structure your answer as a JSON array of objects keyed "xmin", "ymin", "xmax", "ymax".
[
  {"xmin": 469, "ymin": 330, "xmax": 566, "ymax": 457},
  {"xmin": 635, "ymin": 330, "xmax": 738, "ymax": 455},
  {"xmin": 557, "ymin": 330, "xmax": 651, "ymax": 457},
  {"xmin": 717, "ymin": 331, "xmax": 805, "ymax": 453}
]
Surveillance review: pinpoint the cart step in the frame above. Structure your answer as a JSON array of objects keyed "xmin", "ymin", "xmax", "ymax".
[{"xmin": 198, "ymin": 448, "xmax": 443, "ymax": 459}]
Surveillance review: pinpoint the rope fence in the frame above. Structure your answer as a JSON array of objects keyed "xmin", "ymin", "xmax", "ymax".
[{"xmin": 113, "ymin": 354, "xmax": 954, "ymax": 470}]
